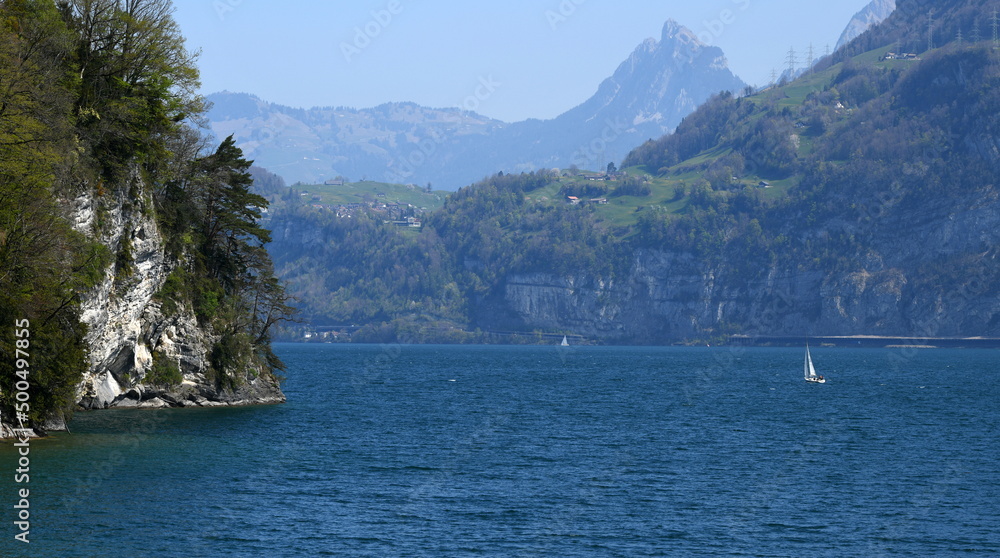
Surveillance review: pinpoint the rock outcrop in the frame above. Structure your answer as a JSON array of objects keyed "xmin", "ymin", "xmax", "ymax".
[
  {"xmin": 484, "ymin": 185, "xmax": 1000, "ymax": 343},
  {"xmin": 69, "ymin": 173, "xmax": 284, "ymax": 419}
]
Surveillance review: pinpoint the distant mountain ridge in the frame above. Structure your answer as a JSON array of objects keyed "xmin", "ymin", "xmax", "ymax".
[
  {"xmin": 207, "ymin": 20, "xmax": 745, "ymax": 189},
  {"xmin": 207, "ymin": 96, "xmax": 502, "ymax": 186}
]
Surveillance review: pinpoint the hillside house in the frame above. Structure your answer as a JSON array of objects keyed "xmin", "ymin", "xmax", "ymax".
[
  {"xmin": 882, "ymin": 52, "xmax": 920, "ymax": 61},
  {"xmin": 393, "ymin": 217, "xmax": 422, "ymax": 228}
]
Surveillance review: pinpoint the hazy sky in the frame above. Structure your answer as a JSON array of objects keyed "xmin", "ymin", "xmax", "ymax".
[{"xmin": 170, "ymin": 0, "xmax": 871, "ymax": 123}]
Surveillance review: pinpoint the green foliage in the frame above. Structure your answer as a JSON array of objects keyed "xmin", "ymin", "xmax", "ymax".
[
  {"xmin": 833, "ymin": 59, "xmax": 901, "ymax": 107},
  {"xmin": 155, "ymin": 266, "xmax": 192, "ymax": 317},
  {"xmin": 150, "ymin": 129, "xmax": 297, "ymax": 386},
  {"xmin": 0, "ymin": 0, "xmax": 100, "ymax": 426},
  {"xmin": 0, "ymin": 0, "xmax": 293, "ymax": 429},
  {"xmin": 249, "ymin": 166, "xmax": 287, "ymax": 196},
  {"xmin": 623, "ymin": 92, "xmax": 738, "ymax": 171},
  {"xmin": 271, "ymin": 33, "xmax": 1000, "ymax": 342},
  {"xmin": 66, "ymin": 0, "xmax": 204, "ymax": 182},
  {"xmin": 209, "ymin": 332, "xmax": 254, "ymax": 390},
  {"xmin": 146, "ymin": 351, "xmax": 183, "ymax": 387},
  {"xmin": 74, "ymin": 242, "xmax": 113, "ymax": 289},
  {"xmin": 560, "ymin": 182, "xmax": 609, "ymax": 199},
  {"xmin": 114, "ymin": 232, "xmax": 134, "ymax": 281},
  {"xmin": 271, "ymin": 170, "xmax": 628, "ymax": 334},
  {"xmin": 610, "ymin": 176, "xmax": 652, "ymax": 197}
]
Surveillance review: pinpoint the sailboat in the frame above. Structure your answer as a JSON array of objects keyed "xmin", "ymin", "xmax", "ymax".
[
  {"xmin": 804, "ymin": 345, "xmax": 825, "ymax": 383},
  {"xmin": 560, "ymin": 336, "xmax": 569, "ymax": 347}
]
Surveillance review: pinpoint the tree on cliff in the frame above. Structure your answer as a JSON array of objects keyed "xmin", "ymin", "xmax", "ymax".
[
  {"xmin": 64, "ymin": 0, "xmax": 203, "ymax": 180},
  {"xmin": 0, "ymin": 0, "xmax": 111, "ymax": 425},
  {"xmin": 0, "ymin": 0, "xmax": 293, "ymax": 429},
  {"xmin": 193, "ymin": 136, "xmax": 295, "ymax": 379},
  {"xmin": 155, "ymin": 133, "xmax": 295, "ymax": 384}
]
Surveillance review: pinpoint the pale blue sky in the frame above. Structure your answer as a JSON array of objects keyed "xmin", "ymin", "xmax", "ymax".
[{"xmin": 171, "ymin": 0, "xmax": 871, "ymax": 122}]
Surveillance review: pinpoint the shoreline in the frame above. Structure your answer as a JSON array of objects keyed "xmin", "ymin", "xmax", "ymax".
[
  {"xmin": 729, "ymin": 335, "xmax": 1000, "ymax": 349},
  {"xmin": 274, "ymin": 335, "xmax": 1000, "ymax": 349},
  {"xmin": 0, "ymin": 395, "xmax": 286, "ymax": 441}
]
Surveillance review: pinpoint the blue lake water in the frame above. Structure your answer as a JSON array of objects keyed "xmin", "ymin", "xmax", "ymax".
[{"xmin": 2, "ymin": 344, "xmax": 999, "ymax": 557}]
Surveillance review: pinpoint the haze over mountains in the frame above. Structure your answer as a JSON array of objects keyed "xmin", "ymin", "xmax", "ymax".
[
  {"xmin": 208, "ymin": 20, "xmax": 745, "ymax": 189},
  {"xmin": 208, "ymin": 3, "xmax": 895, "ymax": 190}
]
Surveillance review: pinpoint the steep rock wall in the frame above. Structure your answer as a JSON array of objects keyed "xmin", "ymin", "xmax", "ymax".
[
  {"xmin": 490, "ymin": 192, "xmax": 1000, "ymax": 343},
  {"xmin": 70, "ymin": 176, "xmax": 284, "ymax": 417}
]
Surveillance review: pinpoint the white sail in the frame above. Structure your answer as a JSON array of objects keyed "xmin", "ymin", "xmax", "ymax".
[
  {"xmin": 804, "ymin": 345, "xmax": 817, "ymax": 379},
  {"xmin": 560, "ymin": 336, "xmax": 569, "ymax": 346}
]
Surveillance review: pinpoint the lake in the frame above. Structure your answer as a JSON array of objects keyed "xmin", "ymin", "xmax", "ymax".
[{"xmin": 2, "ymin": 344, "xmax": 999, "ymax": 556}]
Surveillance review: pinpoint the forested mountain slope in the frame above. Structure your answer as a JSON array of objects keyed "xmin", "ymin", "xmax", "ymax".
[{"xmin": 269, "ymin": 0, "xmax": 1000, "ymax": 344}]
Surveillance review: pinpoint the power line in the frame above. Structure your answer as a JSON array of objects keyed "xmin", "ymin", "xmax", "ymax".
[
  {"xmin": 993, "ymin": 7, "xmax": 999, "ymax": 46},
  {"xmin": 926, "ymin": 9, "xmax": 935, "ymax": 52}
]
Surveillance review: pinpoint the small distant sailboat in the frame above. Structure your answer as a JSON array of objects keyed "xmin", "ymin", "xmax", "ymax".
[
  {"xmin": 804, "ymin": 345, "xmax": 825, "ymax": 383},
  {"xmin": 560, "ymin": 336, "xmax": 569, "ymax": 347}
]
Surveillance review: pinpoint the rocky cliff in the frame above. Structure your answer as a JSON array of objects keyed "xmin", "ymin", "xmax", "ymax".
[
  {"xmin": 488, "ymin": 186, "xmax": 1000, "ymax": 344},
  {"xmin": 68, "ymin": 174, "xmax": 284, "ymax": 420},
  {"xmin": 0, "ymin": 0, "xmax": 290, "ymax": 441}
]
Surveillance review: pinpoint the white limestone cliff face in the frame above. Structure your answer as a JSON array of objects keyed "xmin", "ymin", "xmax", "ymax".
[
  {"xmin": 68, "ymin": 174, "xmax": 284, "ymax": 419},
  {"xmin": 74, "ymin": 181, "xmax": 166, "ymax": 402}
]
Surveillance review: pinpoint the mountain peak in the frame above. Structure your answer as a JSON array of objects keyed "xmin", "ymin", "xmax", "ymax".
[
  {"xmin": 660, "ymin": 19, "xmax": 707, "ymax": 51},
  {"xmin": 618, "ymin": 19, "xmax": 733, "ymax": 75},
  {"xmin": 836, "ymin": 0, "xmax": 896, "ymax": 51},
  {"xmin": 661, "ymin": 18, "xmax": 684, "ymax": 40},
  {"xmin": 560, "ymin": 17, "xmax": 744, "ymax": 151}
]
